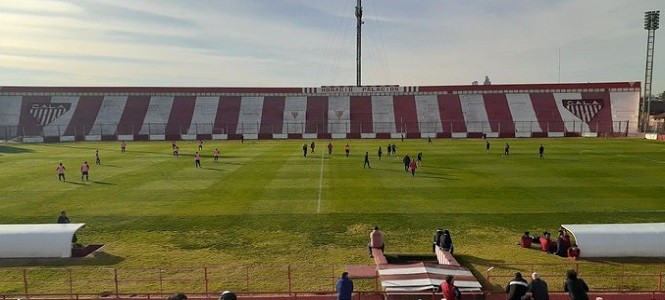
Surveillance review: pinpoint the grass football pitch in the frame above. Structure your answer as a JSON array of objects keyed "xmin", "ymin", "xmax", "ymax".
[{"xmin": 0, "ymin": 138, "xmax": 664, "ymax": 293}]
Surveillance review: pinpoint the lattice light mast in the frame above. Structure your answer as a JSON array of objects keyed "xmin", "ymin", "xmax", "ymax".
[
  {"xmin": 642, "ymin": 10, "xmax": 660, "ymax": 131},
  {"xmin": 355, "ymin": 0, "xmax": 363, "ymax": 87}
]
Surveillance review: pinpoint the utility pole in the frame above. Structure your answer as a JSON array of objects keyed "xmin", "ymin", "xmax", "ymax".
[
  {"xmin": 642, "ymin": 10, "xmax": 660, "ymax": 131},
  {"xmin": 355, "ymin": 0, "xmax": 363, "ymax": 87}
]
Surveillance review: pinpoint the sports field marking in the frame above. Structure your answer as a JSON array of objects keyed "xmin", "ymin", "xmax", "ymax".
[{"xmin": 316, "ymin": 147, "xmax": 324, "ymax": 213}]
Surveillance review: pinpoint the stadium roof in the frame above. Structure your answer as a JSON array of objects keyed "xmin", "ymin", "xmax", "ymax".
[
  {"xmin": 561, "ymin": 223, "xmax": 665, "ymax": 258},
  {"xmin": 0, "ymin": 224, "xmax": 84, "ymax": 258}
]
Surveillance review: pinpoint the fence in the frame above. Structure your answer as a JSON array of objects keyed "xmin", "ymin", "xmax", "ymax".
[
  {"xmin": 1, "ymin": 262, "xmax": 664, "ymax": 297},
  {"xmin": 0, "ymin": 121, "xmax": 631, "ymax": 140}
]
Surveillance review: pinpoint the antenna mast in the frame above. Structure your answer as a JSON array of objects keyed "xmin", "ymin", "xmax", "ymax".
[{"xmin": 355, "ymin": 0, "xmax": 363, "ymax": 87}]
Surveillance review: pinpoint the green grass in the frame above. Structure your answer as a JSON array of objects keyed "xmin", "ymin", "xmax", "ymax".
[{"xmin": 0, "ymin": 138, "xmax": 664, "ymax": 294}]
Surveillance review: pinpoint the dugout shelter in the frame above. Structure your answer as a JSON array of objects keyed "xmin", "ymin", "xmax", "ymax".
[
  {"xmin": 561, "ymin": 223, "xmax": 665, "ymax": 258},
  {"xmin": 0, "ymin": 223, "xmax": 85, "ymax": 258}
]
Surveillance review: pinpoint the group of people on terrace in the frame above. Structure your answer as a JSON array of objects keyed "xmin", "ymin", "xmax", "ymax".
[{"xmin": 520, "ymin": 228, "xmax": 580, "ymax": 260}]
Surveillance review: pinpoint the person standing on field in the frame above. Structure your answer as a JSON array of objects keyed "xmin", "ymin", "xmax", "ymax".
[
  {"xmin": 539, "ymin": 144, "xmax": 544, "ymax": 159},
  {"xmin": 56, "ymin": 163, "xmax": 66, "ymax": 181},
  {"xmin": 310, "ymin": 141, "xmax": 316, "ymax": 153},
  {"xmin": 409, "ymin": 160, "xmax": 417, "ymax": 176},
  {"xmin": 80, "ymin": 161, "xmax": 90, "ymax": 181},
  {"xmin": 403, "ymin": 154, "xmax": 411, "ymax": 172},
  {"xmin": 194, "ymin": 151, "xmax": 202, "ymax": 168},
  {"xmin": 213, "ymin": 148, "xmax": 220, "ymax": 162},
  {"xmin": 377, "ymin": 146, "xmax": 382, "ymax": 160},
  {"xmin": 364, "ymin": 151, "xmax": 371, "ymax": 169},
  {"xmin": 345, "ymin": 144, "xmax": 350, "ymax": 157},
  {"xmin": 120, "ymin": 141, "xmax": 126, "ymax": 153},
  {"xmin": 95, "ymin": 149, "xmax": 101, "ymax": 165},
  {"xmin": 302, "ymin": 143, "xmax": 308, "ymax": 157},
  {"xmin": 328, "ymin": 142, "xmax": 333, "ymax": 155}
]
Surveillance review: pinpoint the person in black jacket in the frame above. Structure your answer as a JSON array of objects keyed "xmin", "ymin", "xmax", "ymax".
[
  {"xmin": 506, "ymin": 272, "xmax": 528, "ymax": 300},
  {"xmin": 528, "ymin": 272, "xmax": 549, "ymax": 300},
  {"xmin": 564, "ymin": 270, "xmax": 588, "ymax": 300},
  {"xmin": 432, "ymin": 229, "xmax": 444, "ymax": 252}
]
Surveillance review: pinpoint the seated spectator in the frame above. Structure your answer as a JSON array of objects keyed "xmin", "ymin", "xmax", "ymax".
[
  {"xmin": 441, "ymin": 229, "xmax": 454, "ymax": 254},
  {"xmin": 520, "ymin": 231, "xmax": 533, "ymax": 248},
  {"xmin": 561, "ymin": 228, "xmax": 571, "ymax": 249},
  {"xmin": 505, "ymin": 272, "xmax": 528, "ymax": 300},
  {"xmin": 433, "ymin": 229, "xmax": 444, "ymax": 253},
  {"xmin": 368, "ymin": 226, "xmax": 385, "ymax": 257},
  {"xmin": 567, "ymin": 244, "xmax": 581, "ymax": 260},
  {"xmin": 555, "ymin": 233, "xmax": 567, "ymax": 257},
  {"xmin": 539, "ymin": 232, "xmax": 551, "ymax": 252}
]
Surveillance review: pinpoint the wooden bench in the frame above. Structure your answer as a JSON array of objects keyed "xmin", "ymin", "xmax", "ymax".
[
  {"xmin": 435, "ymin": 246, "xmax": 460, "ymax": 266},
  {"xmin": 371, "ymin": 248, "xmax": 388, "ymax": 265}
]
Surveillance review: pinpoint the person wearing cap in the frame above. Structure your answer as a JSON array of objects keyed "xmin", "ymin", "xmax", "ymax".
[
  {"xmin": 506, "ymin": 272, "xmax": 528, "ymax": 300},
  {"xmin": 528, "ymin": 272, "xmax": 549, "ymax": 300},
  {"xmin": 219, "ymin": 291, "xmax": 237, "ymax": 300},
  {"xmin": 336, "ymin": 272, "xmax": 353, "ymax": 300}
]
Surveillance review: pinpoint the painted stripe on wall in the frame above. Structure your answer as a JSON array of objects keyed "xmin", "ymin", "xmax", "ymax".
[
  {"xmin": 284, "ymin": 96, "xmax": 307, "ymax": 134},
  {"xmin": 187, "ymin": 96, "xmax": 219, "ymax": 135},
  {"xmin": 483, "ymin": 94, "xmax": 514, "ymax": 133},
  {"xmin": 460, "ymin": 94, "xmax": 489, "ymax": 133},
  {"xmin": 260, "ymin": 96, "xmax": 285, "ymax": 134},
  {"xmin": 237, "ymin": 96, "xmax": 264, "ymax": 134},
  {"xmin": 415, "ymin": 95, "xmax": 442, "ymax": 133},
  {"xmin": 213, "ymin": 96, "xmax": 241, "ymax": 134},
  {"xmin": 64, "ymin": 96, "xmax": 103, "ymax": 136},
  {"xmin": 530, "ymin": 93, "xmax": 564, "ymax": 132},
  {"xmin": 609, "ymin": 92, "xmax": 639, "ymax": 133},
  {"xmin": 90, "ymin": 96, "xmax": 128, "ymax": 135},
  {"xmin": 305, "ymin": 96, "xmax": 328, "ymax": 133},
  {"xmin": 393, "ymin": 95, "xmax": 419, "ymax": 133},
  {"xmin": 437, "ymin": 94, "xmax": 466, "ymax": 133},
  {"xmin": 117, "ymin": 96, "xmax": 151, "ymax": 135},
  {"xmin": 139, "ymin": 96, "xmax": 174, "ymax": 135},
  {"xmin": 372, "ymin": 95, "xmax": 395, "ymax": 133},
  {"xmin": 350, "ymin": 96, "xmax": 372, "ymax": 133},
  {"xmin": 328, "ymin": 96, "xmax": 350, "ymax": 134},
  {"xmin": 506, "ymin": 94, "xmax": 541, "ymax": 133},
  {"xmin": 0, "ymin": 96, "xmax": 22, "ymax": 127},
  {"xmin": 165, "ymin": 96, "xmax": 196, "ymax": 135},
  {"xmin": 581, "ymin": 92, "xmax": 612, "ymax": 134}
]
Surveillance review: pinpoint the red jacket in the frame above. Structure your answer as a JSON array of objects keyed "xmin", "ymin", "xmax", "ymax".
[
  {"xmin": 441, "ymin": 282, "xmax": 457, "ymax": 300},
  {"xmin": 539, "ymin": 236, "xmax": 550, "ymax": 252},
  {"xmin": 520, "ymin": 235, "xmax": 532, "ymax": 248},
  {"xmin": 567, "ymin": 247, "xmax": 580, "ymax": 259}
]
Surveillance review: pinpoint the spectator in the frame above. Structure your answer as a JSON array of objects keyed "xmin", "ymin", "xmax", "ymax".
[
  {"xmin": 441, "ymin": 275, "xmax": 461, "ymax": 300},
  {"xmin": 567, "ymin": 244, "xmax": 581, "ymax": 260},
  {"xmin": 520, "ymin": 231, "xmax": 532, "ymax": 248},
  {"xmin": 433, "ymin": 229, "xmax": 444, "ymax": 252},
  {"xmin": 167, "ymin": 293, "xmax": 187, "ymax": 300},
  {"xmin": 336, "ymin": 272, "xmax": 354, "ymax": 300},
  {"xmin": 564, "ymin": 270, "xmax": 588, "ymax": 300},
  {"xmin": 555, "ymin": 233, "xmax": 567, "ymax": 257},
  {"xmin": 219, "ymin": 291, "xmax": 237, "ymax": 300},
  {"xmin": 57, "ymin": 211, "xmax": 70, "ymax": 224},
  {"xmin": 528, "ymin": 272, "xmax": 549, "ymax": 300},
  {"xmin": 505, "ymin": 272, "xmax": 528, "ymax": 300},
  {"xmin": 539, "ymin": 232, "xmax": 551, "ymax": 253},
  {"xmin": 441, "ymin": 229, "xmax": 454, "ymax": 254},
  {"xmin": 368, "ymin": 226, "xmax": 384, "ymax": 257}
]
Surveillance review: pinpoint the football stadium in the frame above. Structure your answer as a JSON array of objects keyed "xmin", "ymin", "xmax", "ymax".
[{"xmin": 1, "ymin": 2, "xmax": 664, "ymax": 300}]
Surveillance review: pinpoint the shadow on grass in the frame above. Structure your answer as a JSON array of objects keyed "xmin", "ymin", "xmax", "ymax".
[
  {"xmin": 455, "ymin": 253, "xmax": 508, "ymax": 291},
  {"xmin": 64, "ymin": 181, "xmax": 86, "ymax": 185},
  {"xmin": 0, "ymin": 251, "xmax": 124, "ymax": 267},
  {"xmin": 0, "ymin": 145, "xmax": 34, "ymax": 154},
  {"xmin": 91, "ymin": 181, "xmax": 115, "ymax": 185}
]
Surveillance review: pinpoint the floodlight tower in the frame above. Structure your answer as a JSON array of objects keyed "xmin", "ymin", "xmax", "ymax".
[
  {"xmin": 642, "ymin": 10, "xmax": 660, "ymax": 131},
  {"xmin": 355, "ymin": 0, "xmax": 363, "ymax": 87}
]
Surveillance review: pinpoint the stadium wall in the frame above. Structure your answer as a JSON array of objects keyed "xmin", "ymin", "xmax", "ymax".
[{"xmin": 0, "ymin": 82, "xmax": 640, "ymax": 142}]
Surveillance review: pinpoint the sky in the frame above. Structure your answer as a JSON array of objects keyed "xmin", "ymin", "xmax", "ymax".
[{"xmin": 0, "ymin": 0, "xmax": 664, "ymax": 94}]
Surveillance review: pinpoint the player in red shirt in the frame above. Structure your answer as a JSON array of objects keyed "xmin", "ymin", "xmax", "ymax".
[
  {"xmin": 408, "ymin": 160, "xmax": 417, "ymax": 176},
  {"xmin": 194, "ymin": 152, "xmax": 202, "ymax": 168}
]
